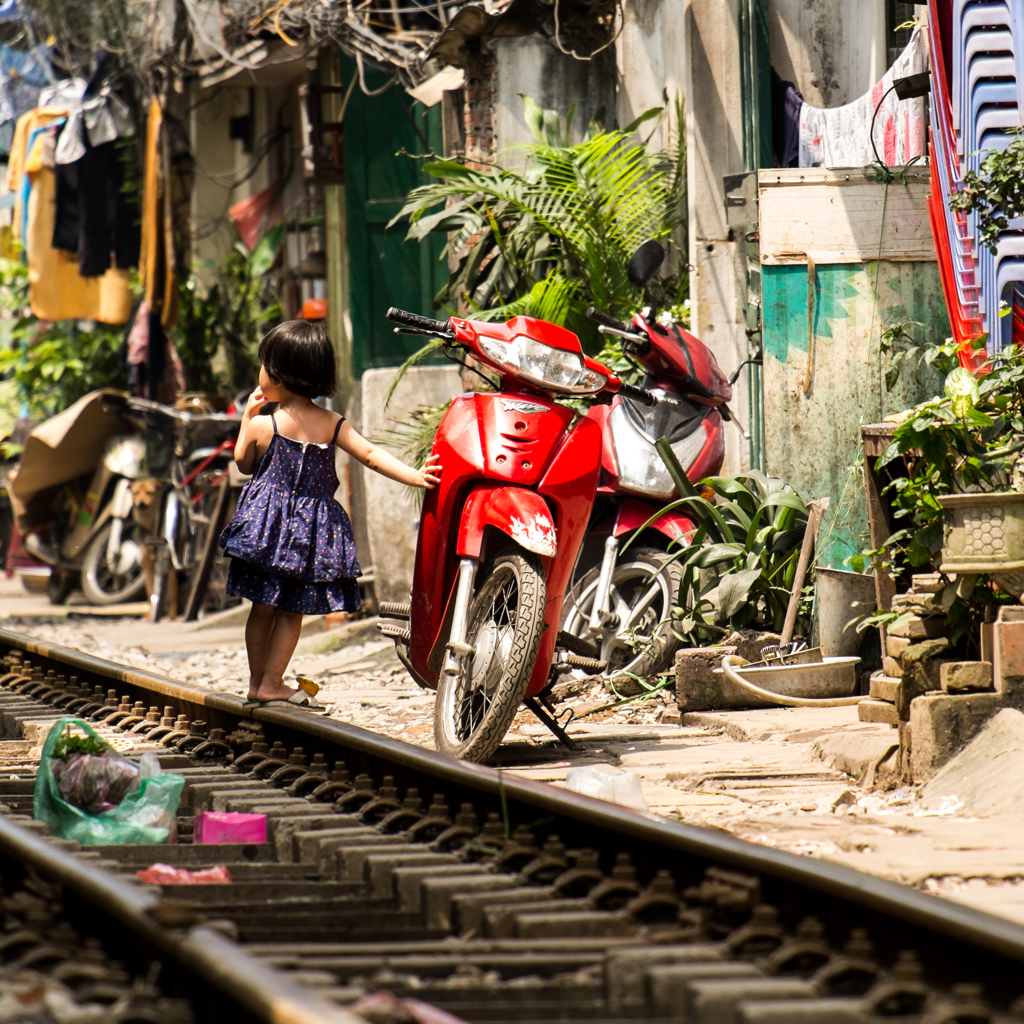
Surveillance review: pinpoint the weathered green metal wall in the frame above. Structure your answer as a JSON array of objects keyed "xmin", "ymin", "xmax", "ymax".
[{"xmin": 762, "ymin": 260, "xmax": 949, "ymax": 570}]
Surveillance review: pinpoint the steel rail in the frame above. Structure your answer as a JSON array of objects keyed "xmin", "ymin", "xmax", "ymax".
[
  {"xmin": 0, "ymin": 806, "xmax": 362, "ymax": 1024},
  {"xmin": 4, "ymin": 626, "xmax": 1024, "ymax": 1002}
]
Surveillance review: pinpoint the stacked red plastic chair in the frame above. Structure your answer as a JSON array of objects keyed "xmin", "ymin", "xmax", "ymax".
[{"xmin": 927, "ymin": 0, "xmax": 1024, "ymax": 362}]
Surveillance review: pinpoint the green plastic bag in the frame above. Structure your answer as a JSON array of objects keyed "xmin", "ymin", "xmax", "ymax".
[{"xmin": 33, "ymin": 717, "xmax": 184, "ymax": 845}]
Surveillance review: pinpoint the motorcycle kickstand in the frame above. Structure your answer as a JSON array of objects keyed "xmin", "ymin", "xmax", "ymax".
[{"xmin": 524, "ymin": 696, "xmax": 582, "ymax": 752}]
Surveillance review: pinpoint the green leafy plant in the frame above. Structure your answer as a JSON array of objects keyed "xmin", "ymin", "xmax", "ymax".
[
  {"xmin": 53, "ymin": 725, "xmax": 108, "ymax": 759},
  {"xmin": 950, "ymin": 129, "xmax": 1024, "ymax": 253},
  {"xmin": 641, "ymin": 441, "xmax": 811, "ymax": 645},
  {"xmin": 0, "ymin": 257, "xmax": 127, "ymax": 419},
  {"xmin": 175, "ymin": 224, "xmax": 284, "ymax": 394},
  {"xmin": 879, "ymin": 318, "xmax": 943, "ymax": 392},
  {"xmin": 856, "ymin": 337, "xmax": 1024, "ymax": 649},
  {"xmin": 389, "ymin": 94, "xmax": 687, "ymax": 353}
]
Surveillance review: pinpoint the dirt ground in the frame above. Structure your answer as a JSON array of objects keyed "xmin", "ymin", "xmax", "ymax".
[{"xmin": 3, "ymin": 575, "xmax": 1024, "ymax": 926}]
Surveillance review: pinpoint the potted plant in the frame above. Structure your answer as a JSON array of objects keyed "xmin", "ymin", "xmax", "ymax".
[{"xmin": 879, "ymin": 338, "xmax": 1024, "ymax": 598}]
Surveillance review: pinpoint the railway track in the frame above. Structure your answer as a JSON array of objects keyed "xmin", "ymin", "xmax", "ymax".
[{"xmin": 0, "ymin": 624, "xmax": 1021, "ymax": 1024}]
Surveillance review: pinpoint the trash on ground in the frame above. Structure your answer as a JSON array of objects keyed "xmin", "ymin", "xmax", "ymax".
[
  {"xmin": 194, "ymin": 810, "xmax": 267, "ymax": 844},
  {"xmin": 564, "ymin": 764, "xmax": 649, "ymax": 812},
  {"xmin": 915, "ymin": 795, "xmax": 965, "ymax": 817},
  {"xmin": 33, "ymin": 717, "xmax": 183, "ymax": 845},
  {"xmin": 136, "ymin": 863, "xmax": 232, "ymax": 885}
]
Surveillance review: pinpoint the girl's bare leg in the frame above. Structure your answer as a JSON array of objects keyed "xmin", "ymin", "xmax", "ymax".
[
  {"xmin": 245, "ymin": 603, "xmax": 276, "ymax": 700},
  {"xmin": 255, "ymin": 609, "xmax": 304, "ymax": 701}
]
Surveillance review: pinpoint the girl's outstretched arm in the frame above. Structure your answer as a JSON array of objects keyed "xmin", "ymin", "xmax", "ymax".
[{"xmin": 337, "ymin": 420, "xmax": 441, "ymax": 489}]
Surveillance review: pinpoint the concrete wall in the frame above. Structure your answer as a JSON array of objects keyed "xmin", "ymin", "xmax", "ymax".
[
  {"xmin": 347, "ymin": 365, "xmax": 464, "ymax": 604},
  {"xmin": 190, "ymin": 79, "xmax": 306, "ymax": 288},
  {"xmin": 768, "ymin": 0, "xmax": 886, "ymax": 107},
  {"xmin": 490, "ymin": 35, "xmax": 617, "ymax": 159},
  {"xmin": 686, "ymin": 0, "xmax": 750, "ymax": 476},
  {"xmin": 614, "ymin": 0, "xmax": 687, "ymax": 154}
]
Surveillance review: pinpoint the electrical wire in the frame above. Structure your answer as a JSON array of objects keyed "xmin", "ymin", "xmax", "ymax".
[
  {"xmin": 355, "ymin": 50, "xmax": 397, "ymax": 96},
  {"xmin": 552, "ymin": 0, "xmax": 623, "ymax": 61}
]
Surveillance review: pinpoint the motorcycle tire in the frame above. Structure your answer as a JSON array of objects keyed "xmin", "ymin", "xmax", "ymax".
[
  {"xmin": 80, "ymin": 520, "xmax": 147, "ymax": 606},
  {"xmin": 560, "ymin": 546, "xmax": 683, "ymax": 685},
  {"xmin": 434, "ymin": 550, "xmax": 546, "ymax": 763}
]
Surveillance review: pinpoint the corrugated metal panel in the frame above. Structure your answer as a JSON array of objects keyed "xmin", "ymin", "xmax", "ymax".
[{"xmin": 762, "ymin": 260, "xmax": 949, "ymax": 569}]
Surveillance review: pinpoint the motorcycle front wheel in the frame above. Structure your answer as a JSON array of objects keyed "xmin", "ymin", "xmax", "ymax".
[
  {"xmin": 80, "ymin": 520, "xmax": 147, "ymax": 606},
  {"xmin": 561, "ymin": 546, "xmax": 683, "ymax": 684},
  {"xmin": 434, "ymin": 550, "xmax": 546, "ymax": 763}
]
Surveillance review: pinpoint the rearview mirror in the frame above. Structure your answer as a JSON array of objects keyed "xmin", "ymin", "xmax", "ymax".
[{"xmin": 627, "ymin": 240, "xmax": 666, "ymax": 288}]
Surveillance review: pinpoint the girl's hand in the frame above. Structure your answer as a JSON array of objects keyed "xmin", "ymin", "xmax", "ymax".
[
  {"xmin": 243, "ymin": 387, "xmax": 267, "ymax": 419},
  {"xmin": 417, "ymin": 453, "xmax": 442, "ymax": 490}
]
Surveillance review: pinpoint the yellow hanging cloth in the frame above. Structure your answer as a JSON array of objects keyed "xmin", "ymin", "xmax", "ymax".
[
  {"xmin": 26, "ymin": 162, "xmax": 132, "ymax": 324},
  {"xmin": 8, "ymin": 106, "xmax": 68, "ymax": 242},
  {"xmin": 139, "ymin": 97, "xmax": 160, "ymax": 303},
  {"xmin": 139, "ymin": 97, "xmax": 178, "ymax": 328}
]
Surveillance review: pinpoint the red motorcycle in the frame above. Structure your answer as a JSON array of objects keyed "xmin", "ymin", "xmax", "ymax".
[
  {"xmin": 378, "ymin": 305, "xmax": 663, "ymax": 762},
  {"xmin": 558, "ymin": 241, "xmax": 738, "ymax": 682}
]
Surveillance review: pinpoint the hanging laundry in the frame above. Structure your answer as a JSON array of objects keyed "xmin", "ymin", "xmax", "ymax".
[
  {"xmin": 23, "ymin": 138, "xmax": 132, "ymax": 323},
  {"xmin": 7, "ymin": 105, "xmax": 68, "ymax": 242},
  {"xmin": 52, "ymin": 135, "xmax": 141, "ymax": 276},
  {"xmin": 0, "ymin": 45, "xmax": 53, "ymax": 156},
  {"xmin": 771, "ymin": 69, "xmax": 803, "ymax": 168},
  {"xmin": 45, "ymin": 56, "xmax": 139, "ymax": 277},
  {"xmin": 798, "ymin": 26, "xmax": 928, "ymax": 168},
  {"xmin": 53, "ymin": 56, "xmax": 132, "ymax": 167},
  {"xmin": 0, "ymin": 0, "xmax": 25, "ymax": 24},
  {"xmin": 139, "ymin": 97, "xmax": 178, "ymax": 329},
  {"xmin": 121, "ymin": 299, "xmax": 185, "ymax": 403},
  {"xmin": 230, "ymin": 182, "xmax": 284, "ymax": 251}
]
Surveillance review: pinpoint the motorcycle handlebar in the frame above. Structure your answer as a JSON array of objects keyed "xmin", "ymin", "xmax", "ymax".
[
  {"xmin": 617, "ymin": 382, "xmax": 659, "ymax": 408},
  {"xmin": 386, "ymin": 307, "xmax": 452, "ymax": 335},
  {"xmin": 586, "ymin": 306, "xmax": 629, "ymax": 333}
]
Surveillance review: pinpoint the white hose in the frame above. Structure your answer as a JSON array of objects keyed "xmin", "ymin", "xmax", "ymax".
[{"xmin": 719, "ymin": 655, "xmax": 868, "ymax": 708}]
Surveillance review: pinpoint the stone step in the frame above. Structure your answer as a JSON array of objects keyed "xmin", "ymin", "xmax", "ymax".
[
  {"xmin": 869, "ymin": 672, "xmax": 899, "ymax": 703},
  {"xmin": 858, "ymin": 698, "xmax": 899, "ymax": 725}
]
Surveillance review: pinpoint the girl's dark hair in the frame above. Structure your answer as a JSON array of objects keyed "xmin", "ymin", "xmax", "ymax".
[{"xmin": 258, "ymin": 320, "xmax": 337, "ymax": 399}]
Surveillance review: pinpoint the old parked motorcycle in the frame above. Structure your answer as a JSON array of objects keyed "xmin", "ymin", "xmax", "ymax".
[
  {"xmin": 558, "ymin": 240, "xmax": 737, "ymax": 681},
  {"xmin": 25, "ymin": 431, "xmax": 149, "ymax": 605},
  {"xmin": 378, "ymin": 305, "xmax": 665, "ymax": 763},
  {"xmin": 19, "ymin": 393, "xmax": 239, "ymax": 614}
]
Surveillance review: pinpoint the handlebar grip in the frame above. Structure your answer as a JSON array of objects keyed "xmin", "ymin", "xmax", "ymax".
[
  {"xmin": 586, "ymin": 306, "xmax": 629, "ymax": 333},
  {"xmin": 385, "ymin": 307, "xmax": 451, "ymax": 334},
  {"xmin": 618, "ymin": 383, "xmax": 658, "ymax": 408}
]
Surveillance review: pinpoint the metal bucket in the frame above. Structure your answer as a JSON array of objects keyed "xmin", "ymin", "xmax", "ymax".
[{"xmin": 816, "ymin": 567, "xmax": 876, "ymax": 657}]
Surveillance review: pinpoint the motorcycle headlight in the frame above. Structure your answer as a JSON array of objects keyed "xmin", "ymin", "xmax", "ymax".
[
  {"xmin": 609, "ymin": 404, "xmax": 707, "ymax": 499},
  {"xmin": 478, "ymin": 335, "xmax": 607, "ymax": 394}
]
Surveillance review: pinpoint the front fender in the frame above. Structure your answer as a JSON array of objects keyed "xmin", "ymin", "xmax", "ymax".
[
  {"xmin": 612, "ymin": 497, "xmax": 696, "ymax": 545},
  {"xmin": 457, "ymin": 486, "xmax": 556, "ymax": 559}
]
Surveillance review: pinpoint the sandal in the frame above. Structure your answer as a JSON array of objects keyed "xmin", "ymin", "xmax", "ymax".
[{"xmin": 258, "ymin": 691, "xmax": 327, "ymax": 712}]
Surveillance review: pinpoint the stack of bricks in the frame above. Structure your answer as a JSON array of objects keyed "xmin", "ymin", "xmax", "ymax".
[
  {"xmin": 858, "ymin": 574, "xmax": 951, "ymax": 731},
  {"xmin": 857, "ymin": 573, "xmax": 996, "ymax": 757},
  {"xmin": 463, "ymin": 47, "xmax": 496, "ymax": 170}
]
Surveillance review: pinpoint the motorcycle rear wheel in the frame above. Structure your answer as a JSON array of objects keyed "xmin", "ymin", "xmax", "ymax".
[
  {"xmin": 81, "ymin": 520, "xmax": 147, "ymax": 606},
  {"xmin": 561, "ymin": 546, "xmax": 683, "ymax": 684},
  {"xmin": 434, "ymin": 550, "xmax": 546, "ymax": 763}
]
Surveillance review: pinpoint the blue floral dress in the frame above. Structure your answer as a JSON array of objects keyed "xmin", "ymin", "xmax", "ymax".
[{"xmin": 219, "ymin": 414, "xmax": 361, "ymax": 615}]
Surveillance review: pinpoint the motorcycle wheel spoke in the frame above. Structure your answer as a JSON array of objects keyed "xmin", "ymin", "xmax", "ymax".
[{"xmin": 453, "ymin": 567, "xmax": 520, "ymax": 741}]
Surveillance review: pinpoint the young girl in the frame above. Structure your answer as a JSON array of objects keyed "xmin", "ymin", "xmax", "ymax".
[{"xmin": 219, "ymin": 320, "xmax": 441, "ymax": 708}]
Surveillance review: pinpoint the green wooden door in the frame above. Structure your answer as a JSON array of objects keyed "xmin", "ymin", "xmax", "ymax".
[{"xmin": 344, "ymin": 59, "xmax": 447, "ymax": 377}]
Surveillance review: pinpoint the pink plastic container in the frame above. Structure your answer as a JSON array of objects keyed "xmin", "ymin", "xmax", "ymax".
[{"xmin": 194, "ymin": 811, "xmax": 267, "ymax": 845}]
